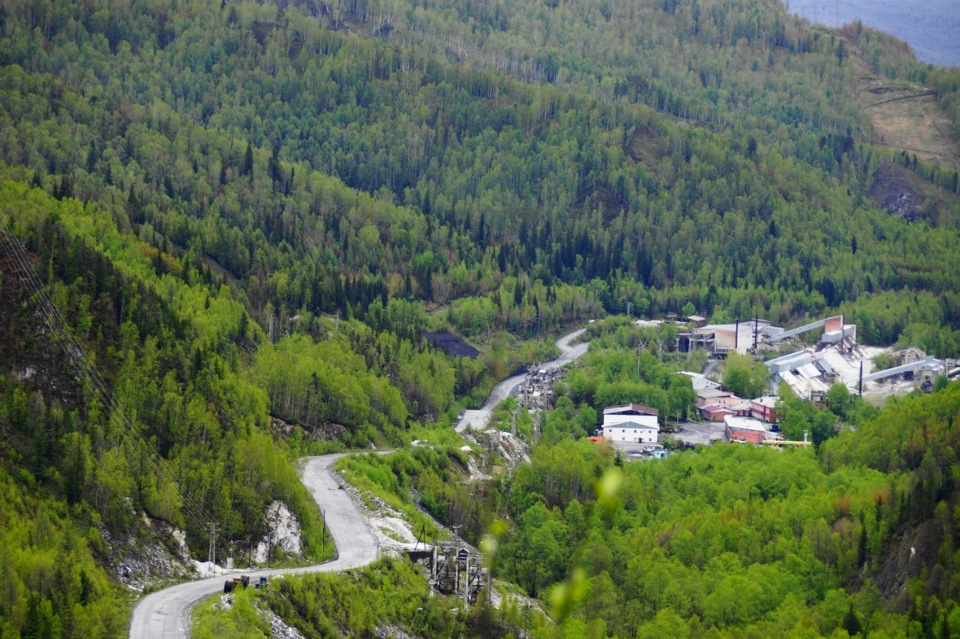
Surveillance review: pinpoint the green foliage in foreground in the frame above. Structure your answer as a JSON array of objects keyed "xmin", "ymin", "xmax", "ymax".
[
  {"xmin": 337, "ymin": 447, "xmax": 495, "ymax": 543},
  {"xmin": 0, "ymin": 464, "xmax": 128, "ymax": 639},
  {"xmin": 495, "ymin": 383, "xmax": 960, "ymax": 637},
  {"xmin": 503, "ymin": 441, "xmax": 891, "ymax": 636},
  {"xmin": 199, "ymin": 558, "xmax": 543, "ymax": 639},
  {"xmin": 193, "ymin": 586, "xmax": 270, "ymax": 639},
  {"xmin": 313, "ymin": 382, "xmax": 960, "ymax": 638}
]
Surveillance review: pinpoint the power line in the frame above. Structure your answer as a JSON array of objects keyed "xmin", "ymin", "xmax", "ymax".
[
  {"xmin": 0, "ymin": 216, "xmax": 216, "ymax": 530},
  {"xmin": 0, "ymin": 220, "xmax": 214, "ymax": 526}
]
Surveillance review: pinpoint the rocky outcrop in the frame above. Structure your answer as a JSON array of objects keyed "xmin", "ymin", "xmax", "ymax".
[
  {"xmin": 482, "ymin": 429, "xmax": 530, "ymax": 469},
  {"xmin": 260, "ymin": 602, "xmax": 308, "ymax": 639},
  {"xmin": 253, "ymin": 501, "xmax": 303, "ymax": 564},
  {"xmin": 104, "ymin": 517, "xmax": 191, "ymax": 592}
]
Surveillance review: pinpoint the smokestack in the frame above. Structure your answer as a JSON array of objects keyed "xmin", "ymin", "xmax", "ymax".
[
  {"xmin": 754, "ymin": 315, "xmax": 759, "ymax": 350},
  {"xmin": 859, "ymin": 361, "xmax": 863, "ymax": 397},
  {"xmin": 735, "ymin": 318, "xmax": 739, "ymax": 352}
]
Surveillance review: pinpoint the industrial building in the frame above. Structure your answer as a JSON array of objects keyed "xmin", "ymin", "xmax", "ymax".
[
  {"xmin": 700, "ymin": 405, "xmax": 733, "ymax": 422},
  {"xmin": 601, "ymin": 404, "xmax": 660, "ymax": 444},
  {"xmin": 765, "ymin": 347, "xmax": 841, "ymax": 400},
  {"xmin": 762, "ymin": 314, "xmax": 946, "ymax": 400},
  {"xmin": 680, "ymin": 321, "xmax": 760, "ymax": 356},
  {"xmin": 765, "ymin": 315, "xmax": 857, "ymax": 345},
  {"xmin": 724, "ymin": 415, "xmax": 771, "ymax": 444},
  {"xmin": 678, "ymin": 371, "xmax": 721, "ymax": 393},
  {"xmin": 678, "ymin": 314, "xmax": 858, "ymax": 359},
  {"xmin": 750, "ymin": 396, "xmax": 779, "ymax": 423},
  {"xmin": 695, "ymin": 388, "xmax": 734, "ymax": 407},
  {"xmin": 762, "ymin": 317, "xmax": 860, "ymax": 400},
  {"xmin": 673, "ymin": 312, "xmax": 949, "ymax": 405}
]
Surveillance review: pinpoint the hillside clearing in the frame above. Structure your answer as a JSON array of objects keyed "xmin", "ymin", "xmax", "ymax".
[{"xmin": 856, "ymin": 69, "xmax": 960, "ymax": 172}]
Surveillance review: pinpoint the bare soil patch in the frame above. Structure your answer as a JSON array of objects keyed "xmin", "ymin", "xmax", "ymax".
[
  {"xmin": 856, "ymin": 70, "xmax": 960, "ymax": 173},
  {"xmin": 423, "ymin": 331, "xmax": 480, "ymax": 358},
  {"xmin": 624, "ymin": 125, "xmax": 666, "ymax": 168}
]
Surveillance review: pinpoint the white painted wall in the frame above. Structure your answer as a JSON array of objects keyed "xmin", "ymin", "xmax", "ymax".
[{"xmin": 602, "ymin": 424, "xmax": 659, "ymax": 444}]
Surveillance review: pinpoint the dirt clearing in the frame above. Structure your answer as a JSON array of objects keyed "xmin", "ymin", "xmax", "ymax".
[{"xmin": 856, "ymin": 69, "xmax": 960, "ymax": 173}]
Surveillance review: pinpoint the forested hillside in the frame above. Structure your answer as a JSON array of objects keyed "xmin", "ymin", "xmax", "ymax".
[
  {"xmin": 0, "ymin": 0, "xmax": 959, "ymax": 636},
  {"xmin": 226, "ymin": 332, "xmax": 960, "ymax": 638},
  {"xmin": 1, "ymin": 0, "xmax": 960, "ymax": 348}
]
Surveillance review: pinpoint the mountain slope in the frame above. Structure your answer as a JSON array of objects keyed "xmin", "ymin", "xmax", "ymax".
[
  {"xmin": 1, "ymin": 0, "xmax": 958, "ymax": 345},
  {"xmin": 0, "ymin": 0, "xmax": 959, "ymax": 635}
]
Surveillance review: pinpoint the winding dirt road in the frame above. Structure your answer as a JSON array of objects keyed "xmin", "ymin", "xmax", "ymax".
[
  {"xmin": 455, "ymin": 328, "xmax": 589, "ymax": 433},
  {"xmin": 130, "ymin": 326, "xmax": 589, "ymax": 637},
  {"xmin": 128, "ymin": 455, "xmax": 378, "ymax": 638}
]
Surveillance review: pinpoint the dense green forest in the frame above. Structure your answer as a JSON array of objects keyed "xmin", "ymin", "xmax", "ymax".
[
  {"xmin": 0, "ymin": 0, "xmax": 959, "ymax": 636},
  {"xmin": 1, "ymin": 0, "xmax": 960, "ymax": 349},
  {"xmin": 194, "ymin": 557, "xmax": 544, "ymax": 639},
  {"xmin": 490, "ymin": 385, "xmax": 960, "ymax": 637},
  {"xmin": 260, "ymin": 338, "xmax": 960, "ymax": 638}
]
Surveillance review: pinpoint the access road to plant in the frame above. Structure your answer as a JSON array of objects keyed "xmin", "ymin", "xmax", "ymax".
[
  {"xmin": 132, "ymin": 326, "xmax": 590, "ymax": 638},
  {"xmin": 128, "ymin": 454, "xmax": 377, "ymax": 639},
  {"xmin": 455, "ymin": 328, "xmax": 589, "ymax": 433}
]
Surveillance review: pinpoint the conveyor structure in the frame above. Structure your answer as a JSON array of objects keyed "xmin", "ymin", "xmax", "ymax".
[{"xmin": 861, "ymin": 356, "xmax": 942, "ymax": 384}]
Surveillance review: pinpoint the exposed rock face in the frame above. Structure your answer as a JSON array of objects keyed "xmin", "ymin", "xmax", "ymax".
[
  {"xmin": 261, "ymin": 604, "xmax": 308, "ymax": 639},
  {"xmin": 103, "ymin": 518, "xmax": 191, "ymax": 592},
  {"xmin": 873, "ymin": 519, "xmax": 941, "ymax": 608},
  {"xmin": 0, "ymin": 253, "xmax": 85, "ymax": 409},
  {"xmin": 374, "ymin": 624, "xmax": 416, "ymax": 638},
  {"xmin": 224, "ymin": 594, "xmax": 313, "ymax": 639},
  {"xmin": 868, "ymin": 163, "xmax": 960, "ymax": 224},
  {"xmin": 253, "ymin": 501, "xmax": 303, "ymax": 564},
  {"xmin": 483, "ymin": 429, "xmax": 530, "ymax": 469}
]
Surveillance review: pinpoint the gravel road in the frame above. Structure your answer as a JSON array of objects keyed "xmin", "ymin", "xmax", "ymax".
[
  {"xmin": 455, "ymin": 328, "xmax": 588, "ymax": 434},
  {"xmin": 131, "ymin": 327, "xmax": 590, "ymax": 637},
  {"xmin": 128, "ymin": 454, "xmax": 377, "ymax": 639}
]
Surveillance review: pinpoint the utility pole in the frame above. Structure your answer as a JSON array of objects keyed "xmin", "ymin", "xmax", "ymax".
[
  {"xmin": 208, "ymin": 522, "xmax": 217, "ymax": 565},
  {"xmin": 463, "ymin": 555, "xmax": 470, "ymax": 608}
]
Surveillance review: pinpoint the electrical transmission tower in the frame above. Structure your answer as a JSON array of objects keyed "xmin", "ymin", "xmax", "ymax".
[{"xmin": 208, "ymin": 523, "xmax": 217, "ymax": 565}]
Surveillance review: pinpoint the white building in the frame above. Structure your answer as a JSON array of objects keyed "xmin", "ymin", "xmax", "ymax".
[
  {"xmin": 678, "ymin": 371, "xmax": 721, "ymax": 393},
  {"xmin": 601, "ymin": 404, "xmax": 660, "ymax": 444}
]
